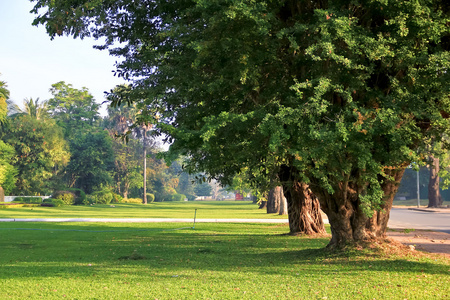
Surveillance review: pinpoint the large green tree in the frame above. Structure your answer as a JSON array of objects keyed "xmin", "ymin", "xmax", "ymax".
[
  {"xmin": 0, "ymin": 75, "xmax": 9, "ymax": 125},
  {"xmin": 0, "ymin": 75, "xmax": 17, "ymax": 197},
  {"xmin": 32, "ymin": 0, "xmax": 450, "ymax": 247},
  {"xmin": 8, "ymin": 98, "xmax": 49, "ymax": 120},
  {"xmin": 47, "ymin": 81, "xmax": 100, "ymax": 137},
  {"xmin": 1, "ymin": 115, "xmax": 69, "ymax": 195},
  {"xmin": 65, "ymin": 131, "xmax": 115, "ymax": 194}
]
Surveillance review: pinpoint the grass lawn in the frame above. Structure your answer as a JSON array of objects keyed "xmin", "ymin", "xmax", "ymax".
[
  {"xmin": 0, "ymin": 201, "xmax": 287, "ymax": 220},
  {"xmin": 1, "ymin": 201, "xmax": 448, "ymax": 299},
  {"xmin": 0, "ymin": 221, "xmax": 449, "ymax": 299}
]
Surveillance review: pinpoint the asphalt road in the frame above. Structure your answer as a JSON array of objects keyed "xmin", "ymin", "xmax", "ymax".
[{"xmin": 388, "ymin": 207, "xmax": 450, "ymax": 233}]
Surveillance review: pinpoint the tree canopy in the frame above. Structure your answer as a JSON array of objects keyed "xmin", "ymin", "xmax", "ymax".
[
  {"xmin": 47, "ymin": 81, "xmax": 100, "ymax": 137},
  {"xmin": 0, "ymin": 76, "xmax": 17, "ymax": 195},
  {"xmin": 31, "ymin": 0, "xmax": 450, "ymax": 247},
  {"xmin": 0, "ymin": 115, "xmax": 70, "ymax": 195}
]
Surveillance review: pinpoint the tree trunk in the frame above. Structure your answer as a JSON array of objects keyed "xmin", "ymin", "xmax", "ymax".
[
  {"xmin": 366, "ymin": 168, "xmax": 406, "ymax": 238},
  {"xmin": 267, "ymin": 186, "xmax": 282, "ymax": 214},
  {"xmin": 0, "ymin": 186, "xmax": 4, "ymax": 203},
  {"xmin": 279, "ymin": 165, "xmax": 325, "ymax": 235},
  {"xmin": 259, "ymin": 199, "xmax": 267, "ymax": 209},
  {"xmin": 282, "ymin": 181, "xmax": 326, "ymax": 235},
  {"xmin": 123, "ymin": 182, "xmax": 130, "ymax": 200},
  {"xmin": 315, "ymin": 167, "xmax": 406, "ymax": 248},
  {"xmin": 279, "ymin": 188, "xmax": 288, "ymax": 216},
  {"xmin": 428, "ymin": 156, "xmax": 443, "ymax": 208},
  {"xmin": 143, "ymin": 130, "xmax": 147, "ymax": 204}
]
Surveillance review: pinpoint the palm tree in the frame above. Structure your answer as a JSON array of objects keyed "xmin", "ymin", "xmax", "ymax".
[
  {"xmin": 0, "ymin": 76, "xmax": 10, "ymax": 124},
  {"xmin": 0, "ymin": 78, "xmax": 10, "ymax": 100},
  {"xmin": 0, "ymin": 76, "xmax": 11, "ymax": 200},
  {"xmin": 8, "ymin": 97, "xmax": 49, "ymax": 120}
]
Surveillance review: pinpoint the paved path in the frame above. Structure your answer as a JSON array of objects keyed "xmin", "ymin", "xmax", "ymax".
[{"xmin": 388, "ymin": 207, "xmax": 450, "ymax": 233}]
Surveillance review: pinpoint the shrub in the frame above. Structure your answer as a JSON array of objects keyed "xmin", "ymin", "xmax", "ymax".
[
  {"xmin": 51, "ymin": 198, "xmax": 65, "ymax": 207},
  {"xmin": 55, "ymin": 192, "xmax": 75, "ymax": 205},
  {"xmin": 122, "ymin": 197, "xmax": 143, "ymax": 204},
  {"xmin": 87, "ymin": 187, "xmax": 114, "ymax": 204},
  {"xmin": 164, "ymin": 193, "xmax": 186, "ymax": 202},
  {"xmin": 12, "ymin": 197, "xmax": 42, "ymax": 204},
  {"xmin": 83, "ymin": 195, "xmax": 96, "ymax": 205},
  {"xmin": 38, "ymin": 198, "xmax": 64, "ymax": 207},
  {"xmin": 154, "ymin": 193, "xmax": 164, "ymax": 202},
  {"xmin": 52, "ymin": 191, "xmax": 76, "ymax": 205},
  {"xmin": 67, "ymin": 188, "xmax": 86, "ymax": 205},
  {"xmin": 22, "ymin": 204, "xmax": 40, "ymax": 207},
  {"xmin": 186, "ymin": 194, "xmax": 196, "ymax": 201},
  {"xmin": 0, "ymin": 203, "xmax": 27, "ymax": 208},
  {"xmin": 146, "ymin": 194, "xmax": 155, "ymax": 203},
  {"xmin": 92, "ymin": 191, "xmax": 113, "ymax": 204},
  {"xmin": 12, "ymin": 197, "xmax": 24, "ymax": 203},
  {"xmin": 174, "ymin": 193, "xmax": 187, "ymax": 202},
  {"xmin": 111, "ymin": 193, "xmax": 123, "ymax": 204}
]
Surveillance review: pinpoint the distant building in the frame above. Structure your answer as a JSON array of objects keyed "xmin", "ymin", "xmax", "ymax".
[{"xmin": 235, "ymin": 192, "xmax": 244, "ymax": 200}]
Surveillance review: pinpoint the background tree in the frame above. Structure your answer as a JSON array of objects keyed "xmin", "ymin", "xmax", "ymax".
[
  {"xmin": 47, "ymin": 81, "xmax": 100, "ymax": 137},
  {"xmin": 0, "ymin": 75, "xmax": 10, "ymax": 124},
  {"xmin": 65, "ymin": 131, "xmax": 115, "ymax": 194},
  {"xmin": 428, "ymin": 155, "xmax": 443, "ymax": 207},
  {"xmin": 194, "ymin": 181, "xmax": 212, "ymax": 197},
  {"xmin": 109, "ymin": 135, "xmax": 143, "ymax": 199},
  {"xmin": 0, "ymin": 115, "xmax": 69, "ymax": 195},
  {"xmin": 177, "ymin": 171, "xmax": 196, "ymax": 201},
  {"xmin": 427, "ymin": 140, "xmax": 449, "ymax": 207},
  {"xmin": 104, "ymin": 100, "xmax": 144, "ymax": 199},
  {"xmin": 8, "ymin": 98, "xmax": 49, "ymax": 120},
  {"xmin": 0, "ymin": 140, "xmax": 17, "ymax": 195},
  {"xmin": 267, "ymin": 186, "xmax": 284, "ymax": 214},
  {"xmin": 0, "ymin": 75, "xmax": 17, "ymax": 198},
  {"xmin": 32, "ymin": 0, "xmax": 450, "ymax": 247}
]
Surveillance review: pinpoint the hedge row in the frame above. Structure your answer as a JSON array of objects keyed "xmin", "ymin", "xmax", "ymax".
[
  {"xmin": 0, "ymin": 203, "xmax": 40, "ymax": 209},
  {"xmin": 122, "ymin": 197, "xmax": 143, "ymax": 204},
  {"xmin": 12, "ymin": 197, "xmax": 43, "ymax": 204}
]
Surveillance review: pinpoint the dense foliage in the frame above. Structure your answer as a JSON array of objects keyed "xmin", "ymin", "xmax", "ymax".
[
  {"xmin": 30, "ymin": 0, "xmax": 450, "ymax": 245},
  {"xmin": 0, "ymin": 76, "xmax": 17, "ymax": 196},
  {"xmin": 0, "ymin": 75, "xmax": 209, "ymax": 202},
  {"xmin": 0, "ymin": 115, "xmax": 69, "ymax": 195}
]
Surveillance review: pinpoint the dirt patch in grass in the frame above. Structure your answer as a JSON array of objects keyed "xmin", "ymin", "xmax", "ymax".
[{"xmin": 387, "ymin": 229, "xmax": 450, "ymax": 258}]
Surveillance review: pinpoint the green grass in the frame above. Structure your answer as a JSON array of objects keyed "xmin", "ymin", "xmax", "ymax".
[
  {"xmin": 1, "ymin": 201, "xmax": 448, "ymax": 299},
  {"xmin": 0, "ymin": 201, "xmax": 287, "ymax": 219},
  {"xmin": 0, "ymin": 222, "xmax": 448, "ymax": 299}
]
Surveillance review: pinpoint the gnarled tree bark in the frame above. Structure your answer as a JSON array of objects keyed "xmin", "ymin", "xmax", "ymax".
[
  {"xmin": 313, "ymin": 167, "xmax": 406, "ymax": 248},
  {"xmin": 279, "ymin": 165, "xmax": 326, "ymax": 235}
]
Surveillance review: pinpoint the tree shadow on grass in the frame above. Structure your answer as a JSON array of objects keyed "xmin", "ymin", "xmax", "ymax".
[{"xmin": 0, "ymin": 223, "xmax": 448, "ymax": 280}]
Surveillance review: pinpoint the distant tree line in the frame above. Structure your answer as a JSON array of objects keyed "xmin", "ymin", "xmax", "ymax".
[{"xmin": 0, "ymin": 78, "xmax": 212, "ymax": 203}]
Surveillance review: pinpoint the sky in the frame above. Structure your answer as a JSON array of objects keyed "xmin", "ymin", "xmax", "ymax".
[{"xmin": 0, "ymin": 1, "xmax": 126, "ymax": 115}]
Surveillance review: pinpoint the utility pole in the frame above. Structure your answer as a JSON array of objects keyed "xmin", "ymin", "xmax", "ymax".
[
  {"xmin": 417, "ymin": 169, "xmax": 420, "ymax": 208},
  {"xmin": 143, "ymin": 126, "xmax": 147, "ymax": 204}
]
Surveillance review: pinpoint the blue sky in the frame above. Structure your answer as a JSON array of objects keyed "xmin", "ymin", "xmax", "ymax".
[{"xmin": 0, "ymin": 1, "xmax": 125, "ymax": 115}]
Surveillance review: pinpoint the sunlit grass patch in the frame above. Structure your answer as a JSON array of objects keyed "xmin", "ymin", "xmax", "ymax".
[
  {"xmin": 0, "ymin": 200, "xmax": 288, "ymax": 219},
  {"xmin": 0, "ymin": 222, "xmax": 448, "ymax": 299}
]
